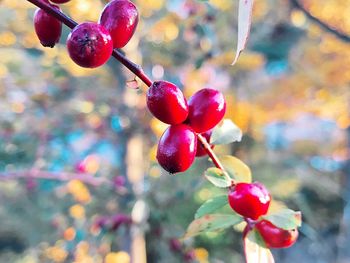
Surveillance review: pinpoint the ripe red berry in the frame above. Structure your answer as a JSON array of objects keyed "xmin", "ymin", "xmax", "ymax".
[
  {"xmin": 67, "ymin": 22, "xmax": 113, "ymax": 68},
  {"xmin": 147, "ymin": 81, "xmax": 188, "ymax": 125},
  {"xmin": 33, "ymin": 6, "xmax": 62, "ymax": 48},
  {"xmin": 196, "ymin": 130, "xmax": 214, "ymax": 157},
  {"xmin": 255, "ymin": 220, "xmax": 299, "ymax": 248},
  {"xmin": 99, "ymin": 0, "xmax": 139, "ymax": 48},
  {"xmin": 50, "ymin": 0, "xmax": 71, "ymax": 3},
  {"xmin": 157, "ymin": 124, "xmax": 197, "ymax": 174},
  {"xmin": 186, "ymin": 88, "xmax": 226, "ymax": 133},
  {"xmin": 228, "ymin": 182, "xmax": 271, "ymax": 220}
]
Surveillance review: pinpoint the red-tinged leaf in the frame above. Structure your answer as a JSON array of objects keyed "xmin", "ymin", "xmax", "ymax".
[
  {"xmin": 244, "ymin": 232, "xmax": 275, "ymax": 263},
  {"xmin": 232, "ymin": 0, "xmax": 254, "ymax": 65},
  {"xmin": 183, "ymin": 214, "xmax": 243, "ymax": 239},
  {"xmin": 262, "ymin": 209, "xmax": 302, "ymax": 230}
]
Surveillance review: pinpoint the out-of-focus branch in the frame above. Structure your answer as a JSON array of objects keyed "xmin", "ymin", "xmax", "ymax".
[
  {"xmin": 290, "ymin": 0, "xmax": 350, "ymax": 43},
  {"xmin": 0, "ymin": 170, "xmax": 110, "ymax": 186}
]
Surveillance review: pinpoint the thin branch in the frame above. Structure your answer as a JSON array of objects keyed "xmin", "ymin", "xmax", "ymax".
[
  {"xmin": 0, "ymin": 170, "xmax": 110, "ymax": 186},
  {"xmin": 197, "ymin": 134, "xmax": 233, "ymax": 183},
  {"xmin": 197, "ymin": 134, "xmax": 225, "ymax": 170},
  {"xmin": 27, "ymin": 0, "xmax": 153, "ymax": 87},
  {"xmin": 28, "ymin": 0, "xmax": 77, "ymax": 28},
  {"xmin": 290, "ymin": 0, "xmax": 350, "ymax": 43}
]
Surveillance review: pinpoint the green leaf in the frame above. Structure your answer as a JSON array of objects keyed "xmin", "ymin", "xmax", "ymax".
[
  {"xmin": 195, "ymin": 195, "xmax": 228, "ymax": 219},
  {"xmin": 184, "ymin": 214, "xmax": 243, "ymax": 239},
  {"xmin": 204, "ymin": 167, "xmax": 231, "ymax": 188},
  {"xmin": 262, "ymin": 209, "xmax": 302, "ymax": 230},
  {"xmin": 244, "ymin": 231, "xmax": 275, "ymax": 263},
  {"xmin": 220, "ymin": 155, "xmax": 252, "ymax": 183},
  {"xmin": 210, "ymin": 119, "xmax": 242, "ymax": 145}
]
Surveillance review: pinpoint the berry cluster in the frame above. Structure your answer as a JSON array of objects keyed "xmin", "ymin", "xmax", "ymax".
[
  {"xmin": 33, "ymin": 0, "xmax": 225, "ymax": 174},
  {"xmin": 147, "ymin": 81, "xmax": 226, "ymax": 173},
  {"xmin": 33, "ymin": 0, "xmax": 226, "ymax": 173},
  {"xmin": 34, "ymin": 0, "xmax": 138, "ymax": 68},
  {"xmin": 30, "ymin": 0, "xmax": 300, "ymax": 256}
]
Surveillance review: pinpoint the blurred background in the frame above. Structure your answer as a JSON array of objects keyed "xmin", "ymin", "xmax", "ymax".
[{"xmin": 0, "ymin": 0, "xmax": 349, "ymax": 262}]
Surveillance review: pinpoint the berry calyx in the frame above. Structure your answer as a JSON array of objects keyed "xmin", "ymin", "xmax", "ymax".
[
  {"xmin": 34, "ymin": 5, "xmax": 62, "ymax": 48},
  {"xmin": 99, "ymin": 0, "xmax": 139, "ymax": 49},
  {"xmin": 147, "ymin": 81, "xmax": 189, "ymax": 125},
  {"xmin": 196, "ymin": 130, "xmax": 214, "ymax": 157},
  {"xmin": 157, "ymin": 124, "xmax": 197, "ymax": 174},
  {"xmin": 67, "ymin": 22, "xmax": 113, "ymax": 68},
  {"xmin": 228, "ymin": 182, "xmax": 271, "ymax": 220},
  {"xmin": 255, "ymin": 220, "xmax": 299, "ymax": 249},
  {"xmin": 186, "ymin": 88, "xmax": 226, "ymax": 133},
  {"xmin": 50, "ymin": 0, "xmax": 71, "ymax": 3}
]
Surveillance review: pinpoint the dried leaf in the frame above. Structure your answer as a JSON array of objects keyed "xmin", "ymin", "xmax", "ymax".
[
  {"xmin": 232, "ymin": 0, "xmax": 254, "ymax": 65},
  {"xmin": 244, "ymin": 231, "xmax": 275, "ymax": 263}
]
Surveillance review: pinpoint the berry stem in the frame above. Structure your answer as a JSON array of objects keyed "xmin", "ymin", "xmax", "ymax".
[
  {"xmin": 26, "ymin": 0, "xmax": 227, "ymax": 173},
  {"xmin": 197, "ymin": 134, "xmax": 231, "ymax": 182},
  {"xmin": 28, "ymin": 0, "xmax": 77, "ymax": 28}
]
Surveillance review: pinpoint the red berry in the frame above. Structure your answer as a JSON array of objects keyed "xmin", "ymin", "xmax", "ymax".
[
  {"xmin": 183, "ymin": 250, "xmax": 196, "ymax": 262},
  {"xmin": 228, "ymin": 182, "xmax": 271, "ymax": 220},
  {"xmin": 50, "ymin": 0, "xmax": 71, "ymax": 3},
  {"xmin": 157, "ymin": 124, "xmax": 197, "ymax": 173},
  {"xmin": 34, "ymin": 6, "xmax": 62, "ymax": 48},
  {"xmin": 255, "ymin": 220, "xmax": 299, "ymax": 248},
  {"xmin": 169, "ymin": 238, "xmax": 182, "ymax": 252},
  {"xmin": 110, "ymin": 214, "xmax": 132, "ymax": 231},
  {"xmin": 67, "ymin": 22, "xmax": 113, "ymax": 68},
  {"xmin": 147, "ymin": 81, "xmax": 189, "ymax": 125},
  {"xmin": 186, "ymin": 88, "xmax": 226, "ymax": 133},
  {"xmin": 99, "ymin": 0, "xmax": 139, "ymax": 48},
  {"xmin": 196, "ymin": 130, "xmax": 214, "ymax": 157}
]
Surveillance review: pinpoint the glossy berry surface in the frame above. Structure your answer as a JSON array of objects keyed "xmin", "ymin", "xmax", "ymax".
[
  {"xmin": 99, "ymin": 0, "xmax": 139, "ymax": 48},
  {"xmin": 228, "ymin": 182, "xmax": 271, "ymax": 220},
  {"xmin": 186, "ymin": 88, "xmax": 226, "ymax": 133},
  {"xmin": 34, "ymin": 6, "xmax": 62, "ymax": 48},
  {"xmin": 147, "ymin": 81, "xmax": 188, "ymax": 125},
  {"xmin": 255, "ymin": 220, "xmax": 299, "ymax": 248},
  {"xmin": 67, "ymin": 22, "xmax": 113, "ymax": 68},
  {"xmin": 50, "ymin": 0, "xmax": 71, "ymax": 3},
  {"xmin": 157, "ymin": 124, "xmax": 197, "ymax": 174},
  {"xmin": 196, "ymin": 130, "xmax": 214, "ymax": 157}
]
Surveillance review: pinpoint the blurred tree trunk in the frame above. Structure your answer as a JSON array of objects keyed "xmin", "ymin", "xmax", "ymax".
[
  {"xmin": 127, "ymin": 135, "xmax": 147, "ymax": 263},
  {"xmin": 337, "ymin": 126, "xmax": 350, "ymax": 263}
]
